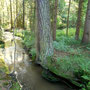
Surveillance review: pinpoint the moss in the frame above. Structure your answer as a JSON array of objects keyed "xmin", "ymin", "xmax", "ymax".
[
  {"xmin": 0, "ymin": 58, "xmax": 21, "ymax": 89},
  {"xmin": 2, "ymin": 81, "xmax": 9, "ymax": 87},
  {"xmin": 42, "ymin": 69, "xmax": 60, "ymax": 82},
  {"xmin": 0, "ymin": 58, "xmax": 9, "ymax": 75},
  {"xmin": 46, "ymin": 51, "xmax": 90, "ymax": 88}
]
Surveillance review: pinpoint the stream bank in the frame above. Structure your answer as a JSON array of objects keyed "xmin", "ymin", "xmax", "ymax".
[
  {"xmin": 0, "ymin": 31, "xmax": 73, "ymax": 90},
  {"xmin": 21, "ymin": 30, "xmax": 90, "ymax": 90}
]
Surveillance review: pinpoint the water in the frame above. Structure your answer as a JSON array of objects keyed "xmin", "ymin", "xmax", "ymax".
[{"xmin": 0, "ymin": 38, "xmax": 73, "ymax": 90}]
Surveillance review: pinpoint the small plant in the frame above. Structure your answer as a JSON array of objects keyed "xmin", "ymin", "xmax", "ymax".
[{"xmin": 29, "ymin": 48, "xmax": 36, "ymax": 60}]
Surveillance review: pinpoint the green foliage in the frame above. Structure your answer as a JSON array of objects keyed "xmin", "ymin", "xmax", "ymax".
[
  {"xmin": 22, "ymin": 30, "xmax": 36, "ymax": 60},
  {"xmin": 58, "ymin": 1, "xmax": 78, "ymax": 29},
  {"xmin": 29, "ymin": 48, "xmax": 36, "ymax": 60},
  {"xmin": 53, "ymin": 35, "xmax": 82, "ymax": 54},
  {"xmin": 49, "ymin": 54, "xmax": 90, "ymax": 88},
  {"xmin": 56, "ymin": 28, "xmax": 83, "ymax": 38},
  {"xmin": 15, "ymin": 29, "xmax": 23, "ymax": 38},
  {"xmin": 50, "ymin": 28, "xmax": 90, "ymax": 89},
  {"xmin": 10, "ymin": 82, "xmax": 21, "ymax": 90},
  {"xmin": 23, "ymin": 30, "xmax": 35, "ymax": 49},
  {"xmin": 42, "ymin": 69, "xmax": 60, "ymax": 82},
  {"xmin": 87, "ymin": 82, "xmax": 90, "ymax": 90}
]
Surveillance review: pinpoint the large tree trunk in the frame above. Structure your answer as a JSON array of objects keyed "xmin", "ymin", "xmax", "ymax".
[
  {"xmin": 66, "ymin": 0, "xmax": 71, "ymax": 36},
  {"xmin": 82, "ymin": 0, "xmax": 90, "ymax": 43},
  {"xmin": 52, "ymin": 0, "xmax": 58, "ymax": 41},
  {"xmin": 36, "ymin": 0, "xmax": 54, "ymax": 68},
  {"xmin": 75, "ymin": 0, "xmax": 84, "ymax": 40}
]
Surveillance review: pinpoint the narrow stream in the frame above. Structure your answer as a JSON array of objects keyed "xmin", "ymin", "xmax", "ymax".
[{"xmin": 1, "ymin": 39, "xmax": 73, "ymax": 90}]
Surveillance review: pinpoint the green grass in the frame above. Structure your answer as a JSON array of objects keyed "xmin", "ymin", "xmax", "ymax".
[
  {"xmin": 55, "ymin": 28, "xmax": 90, "ymax": 52},
  {"xmin": 56, "ymin": 28, "xmax": 83, "ymax": 39},
  {"xmin": 51, "ymin": 28, "xmax": 90, "ymax": 89}
]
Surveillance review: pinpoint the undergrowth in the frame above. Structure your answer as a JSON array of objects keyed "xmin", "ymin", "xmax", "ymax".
[
  {"xmin": 22, "ymin": 30, "xmax": 36, "ymax": 60},
  {"xmin": 52, "ymin": 28, "xmax": 90, "ymax": 89},
  {"xmin": 15, "ymin": 28, "xmax": 90, "ymax": 89}
]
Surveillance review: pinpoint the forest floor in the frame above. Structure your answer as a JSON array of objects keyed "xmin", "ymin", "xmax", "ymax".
[{"xmin": 11, "ymin": 28, "xmax": 90, "ymax": 89}]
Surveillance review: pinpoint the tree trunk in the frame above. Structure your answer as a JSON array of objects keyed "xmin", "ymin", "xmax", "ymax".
[
  {"xmin": 16, "ymin": 0, "xmax": 18, "ymax": 28},
  {"xmin": 82, "ymin": 0, "xmax": 90, "ymax": 43},
  {"xmin": 52, "ymin": 0, "xmax": 58, "ymax": 41},
  {"xmin": 75, "ymin": 0, "xmax": 84, "ymax": 40},
  {"xmin": 30, "ymin": 3, "xmax": 33, "ymax": 31},
  {"xmin": 23, "ymin": 0, "xmax": 25, "ymax": 29},
  {"xmin": 10, "ymin": 0, "xmax": 13, "ymax": 29},
  {"xmin": 66, "ymin": 0, "xmax": 71, "ymax": 36},
  {"xmin": 32, "ymin": 0, "xmax": 36, "ymax": 33},
  {"xmin": 36, "ymin": 0, "xmax": 54, "ymax": 68}
]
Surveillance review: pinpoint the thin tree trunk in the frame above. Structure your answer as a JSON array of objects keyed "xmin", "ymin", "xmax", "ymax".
[
  {"xmin": 75, "ymin": 0, "xmax": 84, "ymax": 40},
  {"xmin": 23, "ymin": 0, "xmax": 25, "ymax": 29},
  {"xmin": 32, "ymin": 0, "xmax": 36, "ymax": 33},
  {"xmin": 82, "ymin": 0, "xmax": 90, "ymax": 43},
  {"xmin": 53, "ymin": 0, "xmax": 58, "ymax": 41},
  {"xmin": 30, "ymin": 3, "xmax": 33, "ymax": 31},
  {"xmin": 16, "ymin": 0, "xmax": 18, "ymax": 28},
  {"xmin": 3, "ymin": 11, "xmax": 4, "ymax": 25},
  {"xmin": 36, "ymin": 0, "xmax": 54, "ymax": 68},
  {"xmin": 10, "ymin": 0, "xmax": 13, "ymax": 29},
  {"xmin": 66, "ymin": 0, "xmax": 71, "ymax": 36}
]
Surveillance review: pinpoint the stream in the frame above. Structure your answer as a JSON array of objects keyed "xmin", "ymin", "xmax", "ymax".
[{"xmin": 0, "ymin": 33, "xmax": 73, "ymax": 90}]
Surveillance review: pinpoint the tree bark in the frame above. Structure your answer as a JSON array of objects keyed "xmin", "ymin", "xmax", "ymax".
[
  {"xmin": 36, "ymin": 0, "xmax": 54, "ymax": 68},
  {"xmin": 82, "ymin": 0, "xmax": 90, "ymax": 43},
  {"xmin": 10, "ymin": 0, "xmax": 13, "ymax": 29},
  {"xmin": 16, "ymin": 0, "xmax": 18, "ymax": 28},
  {"xmin": 66, "ymin": 0, "xmax": 71, "ymax": 36},
  {"xmin": 52, "ymin": 0, "xmax": 58, "ymax": 41},
  {"xmin": 30, "ymin": 3, "xmax": 33, "ymax": 31},
  {"xmin": 75, "ymin": 0, "xmax": 84, "ymax": 40},
  {"xmin": 32, "ymin": 0, "xmax": 36, "ymax": 33},
  {"xmin": 23, "ymin": 0, "xmax": 25, "ymax": 29}
]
